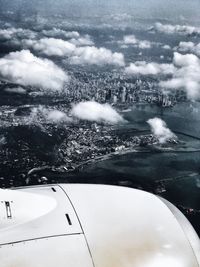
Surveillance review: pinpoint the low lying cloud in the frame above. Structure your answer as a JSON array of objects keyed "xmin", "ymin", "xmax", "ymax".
[
  {"xmin": 0, "ymin": 27, "xmax": 36, "ymax": 40},
  {"xmin": 147, "ymin": 117, "xmax": 177, "ymax": 144},
  {"xmin": 25, "ymin": 37, "xmax": 125, "ymax": 67},
  {"xmin": 125, "ymin": 61, "xmax": 175, "ymax": 75},
  {"xmin": 177, "ymin": 41, "xmax": 200, "ymax": 56},
  {"xmin": 24, "ymin": 38, "xmax": 76, "ymax": 57},
  {"xmin": 153, "ymin": 22, "xmax": 200, "ymax": 36},
  {"xmin": 0, "ymin": 28, "xmax": 18, "ymax": 40},
  {"xmin": 47, "ymin": 110, "xmax": 72, "ymax": 123},
  {"xmin": 30, "ymin": 106, "xmax": 71, "ymax": 124},
  {"xmin": 69, "ymin": 34, "xmax": 94, "ymax": 46},
  {"xmin": 125, "ymin": 51, "xmax": 200, "ymax": 100},
  {"xmin": 4, "ymin": 87, "xmax": 27, "ymax": 94},
  {"xmin": 42, "ymin": 28, "xmax": 94, "ymax": 46},
  {"xmin": 0, "ymin": 50, "xmax": 68, "ymax": 91},
  {"xmin": 70, "ymin": 46, "xmax": 125, "ymax": 66},
  {"xmin": 42, "ymin": 28, "xmax": 93, "ymax": 46},
  {"xmin": 42, "ymin": 28, "xmax": 80, "ymax": 39},
  {"xmin": 162, "ymin": 44, "xmax": 171, "ymax": 50},
  {"xmin": 71, "ymin": 101, "xmax": 124, "ymax": 124},
  {"xmin": 120, "ymin": 35, "xmax": 152, "ymax": 49},
  {"xmin": 159, "ymin": 52, "xmax": 200, "ymax": 100},
  {"xmin": 123, "ymin": 35, "xmax": 137, "ymax": 45}
]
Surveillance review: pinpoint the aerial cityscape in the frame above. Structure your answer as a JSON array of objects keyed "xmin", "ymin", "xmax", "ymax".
[{"xmin": 0, "ymin": 0, "xmax": 200, "ymax": 235}]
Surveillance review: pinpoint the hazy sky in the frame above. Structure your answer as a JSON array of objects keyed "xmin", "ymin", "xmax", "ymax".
[{"xmin": 0, "ymin": 0, "xmax": 200, "ymax": 21}]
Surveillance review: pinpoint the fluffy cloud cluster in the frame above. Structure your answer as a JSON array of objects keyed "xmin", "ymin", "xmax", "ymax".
[
  {"xmin": 123, "ymin": 35, "xmax": 137, "ymax": 44},
  {"xmin": 70, "ymin": 46, "xmax": 125, "ymax": 66},
  {"xmin": 47, "ymin": 110, "xmax": 72, "ymax": 123},
  {"xmin": 4, "ymin": 87, "xmax": 26, "ymax": 94},
  {"xmin": 121, "ymin": 35, "xmax": 152, "ymax": 49},
  {"xmin": 154, "ymin": 22, "xmax": 200, "ymax": 36},
  {"xmin": 69, "ymin": 35, "xmax": 94, "ymax": 46},
  {"xmin": 42, "ymin": 28, "xmax": 80, "ymax": 39},
  {"xmin": 71, "ymin": 101, "xmax": 124, "ymax": 124},
  {"xmin": 177, "ymin": 41, "xmax": 200, "ymax": 56},
  {"xmin": 126, "ymin": 51, "xmax": 200, "ymax": 100},
  {"xmin": 0, "ymin": 27, "xmax": 36, "ymax": 40},
  {"xmin": 159, "ymin": 52, "xmax": 200, "ymax": 100},
  {"xmin": 147, "ymin": 118, "xmax": 177, "ymax": 144},
  {"xmin": 162, "ymin": 45, "xmax": 171, "ymax": 50},
  {"xmin": 42, "ymin": 28, "xmax": 93, "ymax": 46},
  {"xmin": 24, "ymin": 38, "xmax": 76, "ymax": 57},
  {"xmin": 0, "ymin": 28, "xmax": 19, "ymax": 40},
  {"xmin": 30, "ymin": 102, "xmax": 123, "ymax": 125},
  {"xmin": 125, "ymin": 61, "xmax": 175, "ymax": 75},
  {"xmin": 0, "ymin": 50, "xmax": 68, "ymax": 91},
  {"xmin": 24, "ymin": 37, "xmax": 125, "ymax": 67},
  {"xmin": 30, "ymin": 106, "xmax": 71, "ymax": 124}
]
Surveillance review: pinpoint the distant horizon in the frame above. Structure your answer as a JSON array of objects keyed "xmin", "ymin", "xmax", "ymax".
[{"xmin": 0, "ymin": 0, "xmax": 200, "ymax": 22}]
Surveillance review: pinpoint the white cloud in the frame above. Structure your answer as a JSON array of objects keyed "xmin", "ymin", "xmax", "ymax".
[
  {"xmin": 70, "ymin": 46, "xmax": 125, "ymax": 66},
  {"xmin": 24, "ymin": 38, "xmax": 76, "ymax": 57},
  {"xmin": 125, "ymin": 61, "xmax": 175, "ymax": 75},
  {"xmin": 137, "ymin": 40, "xmax": 152, "ymax": 49},
  {"xmin": 177, "ymin": 41, "xmax": 200, "ymax": 56},
  {"xmin": 0, "ymin": 50, "xmax": 68, "ymax": 91},
  {"xmin": 123, "ymin": 35, "xmax": 137, "ymax": 45},
  {"xmin": 121, "ymin": 35, "xmax": 152, "ymax": 49},
  {"xmin": 71, "ymin": 101, "xmax": 124, "ymax": 124},
  {"xmin": 69, "ymin": 34, "xmax": 94, "ymax": 46},
  {"xmin": 173, "ymin": 52, "xmax": 199, "ymax": 67},
  {"xmin": 24, "ymin": 37, "xmax": 125, "ymax": 67},
  {"xmin": 125, "ymin": 50, "xmax": 200, "ymax": 100},
  {"xmin": 0, "ymin": 28, "xmax": 18, "ymax": 40},
  {"xmin": 42, "ymin": 28, "xmax": 93, "ymax": 46},
  {"xmin": 0, "ymin": 27, "xmax": 36, "ymax": 40},
  {"xmin": 42, "ymin": 28, "xmax": 80, "ymax": 39},
  {"xmin": 29, "ymin": 106, "xmax": 71, "ymax": 124},
  {"xmin": 159, "ymin": 52, "xmax": 200, "ymax": 100},
  {"xmin": 4, "ymin": 87, "xmax": 26, "ymax": 94},
  {"xmin": 47, "ymin": 110, "xmax": 72, "ymax": 123},
  {"xmin": 154, "ymin": 22, "xmax": 200, "ymax": 35},
  {"xmin": 147, "ymin": 118, "xmax": 177, "ymax": 144},
  {"xmin": 162, "ymin": 44, "xmax": 171, "ymax": 50},
  {"xmin": 177, "ymin": 41, "xmax": 195, "ymax": 51}
]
